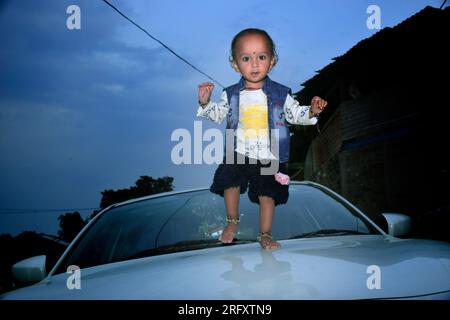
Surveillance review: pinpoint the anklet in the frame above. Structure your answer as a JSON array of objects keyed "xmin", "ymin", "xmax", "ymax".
[
  {"xmin": 257, "ymin": 232, "xmax": 272, "ymax": 241},
  {"xmin": 226, "ymin": 215, "xmax": 240, "ymax": 225}
]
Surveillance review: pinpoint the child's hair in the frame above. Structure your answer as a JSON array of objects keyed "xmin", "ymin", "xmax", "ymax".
[{"xmin": 230, "ymin": 28, "xmax": 278, "ymax": 66}]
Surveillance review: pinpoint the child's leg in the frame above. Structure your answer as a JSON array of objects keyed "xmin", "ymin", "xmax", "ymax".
[
  {"xmin": 219, "ymin": 186, "xmax": 240, "ymax": 243},
  {"xmin": 258, "ymin": 196, "xmax": 281, "ymax": 250}
]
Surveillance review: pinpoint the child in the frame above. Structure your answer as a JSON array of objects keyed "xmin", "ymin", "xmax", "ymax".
[{"xmin": 197, "ymin": 28, "xmax": 327, "ymax": 250}]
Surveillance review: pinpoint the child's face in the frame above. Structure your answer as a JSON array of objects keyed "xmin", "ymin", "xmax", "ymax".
[{"xmin": 232, "ymin": 34, "xmax": 275, "ymax": 89}]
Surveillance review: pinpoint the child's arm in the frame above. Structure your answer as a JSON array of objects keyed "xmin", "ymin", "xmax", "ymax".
[
  {"xmin": 196, "ymin": 82, "xmax": 229, "ymax": 124},
  {"xmin": 284, "ymin": 95, "xmax": 327, "ymax": 125}
]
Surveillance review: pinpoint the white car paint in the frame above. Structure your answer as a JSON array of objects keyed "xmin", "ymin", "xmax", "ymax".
[{"xmin": 3, "ymin": 235, "xmax": 450, "ymax": 300}]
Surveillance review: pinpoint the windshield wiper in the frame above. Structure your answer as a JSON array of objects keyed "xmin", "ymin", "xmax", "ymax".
[
  {"xmin": 159, "ymin": 239, "xmax": 255, "ymax": 251},
  {"xmin": 123, "ymin": 238, "xmax": 256, "ymax": 261},
  {"xmin": 290, "ymin": 229, "xmax": 369, "ymax": 239}
]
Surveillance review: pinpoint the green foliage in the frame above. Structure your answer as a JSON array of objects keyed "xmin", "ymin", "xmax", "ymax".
[
  {"xmin": 57, "ymin": 212, "xmax": 87, "ymax": 243},
  {"xmin": 100, "ymin": 175, "xmax": 174, "ymax": 209}
]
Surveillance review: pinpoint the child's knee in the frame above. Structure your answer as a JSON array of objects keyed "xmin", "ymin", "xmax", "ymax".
[
  {"xmin": 258, "ymin": 195, "xmax": 275, "ymax": 205},
  {"xmin": 224, "ymin": 186, "xmax": 241, "ymax": 194}
]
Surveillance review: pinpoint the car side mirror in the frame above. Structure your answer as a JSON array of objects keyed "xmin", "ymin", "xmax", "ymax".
[
  {"xmin": 12, "ymin": 255, "xmax": 47, "ymax": 284},
  {"xmin": 381, "ymin": 213, "xmax": 411, "ymax": 237}
]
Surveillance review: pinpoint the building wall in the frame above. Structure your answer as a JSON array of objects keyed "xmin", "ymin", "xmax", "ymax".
[{"xmin": 304, "ymin": 88, "xmax": 439, "ymax": 225}]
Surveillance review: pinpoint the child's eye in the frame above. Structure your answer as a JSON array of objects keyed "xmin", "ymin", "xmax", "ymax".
[
  {"xmin": 259, "ymin": 55, "xmax": 268, "ymax": 61},
  {"xmin": 241, "ymin": 56, "xmax": 250, "ymax": 62}
]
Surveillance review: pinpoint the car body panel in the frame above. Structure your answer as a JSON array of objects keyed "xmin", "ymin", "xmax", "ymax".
[{"xmin": 3, "ymin": 235, "xmax": 450, "ymax": 300}]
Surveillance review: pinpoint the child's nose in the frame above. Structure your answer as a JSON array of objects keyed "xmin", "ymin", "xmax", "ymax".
[{"xmin": 251, "ymin": 57, "xmax": 259, "ymax": 67}]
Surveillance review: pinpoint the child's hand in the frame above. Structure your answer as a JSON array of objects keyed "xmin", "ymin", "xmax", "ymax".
[
  {"xmin": 310, "ymin": 96, "xmax": 328, "ymax": 115},
  {"xmin": 198, "ymin": 82, "xmax": 214, "ymax": 106}
]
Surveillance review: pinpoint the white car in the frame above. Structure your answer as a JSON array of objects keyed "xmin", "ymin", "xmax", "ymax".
[{"xmin": 2, "ymin": 181, "xmax": 450, "ymax": 299}]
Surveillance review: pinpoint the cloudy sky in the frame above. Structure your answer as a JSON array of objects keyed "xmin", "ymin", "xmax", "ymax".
[{"xmin": 0, "ymin": 0, "xmax": 444, "ymax": 236}]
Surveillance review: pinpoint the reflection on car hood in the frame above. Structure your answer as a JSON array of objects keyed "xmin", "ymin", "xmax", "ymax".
[{"xmin": 3, "ymin": 235, "xmax": 450, "ymax": 300}]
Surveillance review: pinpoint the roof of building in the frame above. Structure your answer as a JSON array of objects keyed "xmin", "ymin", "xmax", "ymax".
[{"xmin": 295, "ymin": 6, "xmax": 449, "ymax": 108}]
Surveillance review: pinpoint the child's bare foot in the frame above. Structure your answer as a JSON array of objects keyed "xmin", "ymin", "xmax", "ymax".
[
  {"xmin": 219, "ymin": 223, "xmax": 238, "ymax": 243},
  {"xmin": 258, "ymin": 232, "xmax": 281, "ymax": 250},
  {"xmin": 219, "ymin": 216, "xmax": 239, "ymax": 243}
]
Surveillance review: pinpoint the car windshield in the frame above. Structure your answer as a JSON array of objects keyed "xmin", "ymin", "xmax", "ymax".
[{"xmin": 55, "ymin": 184, "xmax": 379, "ymax": 273}]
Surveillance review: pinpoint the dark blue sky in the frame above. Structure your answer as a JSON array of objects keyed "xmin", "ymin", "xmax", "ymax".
[{"xmin": 0, "ymin": 0, "xmax": 443, "ymax": 236}]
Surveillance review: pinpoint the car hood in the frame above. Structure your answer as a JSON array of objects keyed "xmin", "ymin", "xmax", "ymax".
[{"xmin": 3, "ymin": 235, "xmax": 450, "ymax": 300}]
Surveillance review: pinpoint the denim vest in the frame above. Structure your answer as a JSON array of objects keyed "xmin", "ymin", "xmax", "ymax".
[{"xmin": 224, "ymin": 77, "xmax": 292, "ymax": 163}]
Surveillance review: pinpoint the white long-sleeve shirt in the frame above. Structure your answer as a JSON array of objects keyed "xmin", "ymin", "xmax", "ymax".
[{"xmin": 197, "ymin": 89, "xmax": 317, "ymax": 160}]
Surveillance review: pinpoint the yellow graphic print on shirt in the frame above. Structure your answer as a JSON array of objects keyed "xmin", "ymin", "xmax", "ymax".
[{"xmin": 240, "ymin": 103, "xmax": 269, "ymax": 139}]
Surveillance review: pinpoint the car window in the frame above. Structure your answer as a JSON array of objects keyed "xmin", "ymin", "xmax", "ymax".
[
  {"xmin": 57, "ymin": 193, "xmax": 196, "ymax": 272},
  {"xmin": 55, "ymin": 185, "xmax": 378, "ymax": 273},
  {"xmin": 273, "ymin": 186, "xmax": 373, "ymax": 238}
]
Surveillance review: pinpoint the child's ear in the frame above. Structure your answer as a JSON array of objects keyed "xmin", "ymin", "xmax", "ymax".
[
  {"xmin": 230, "ymin": 60, "xmax": 240, "ymax": 73},
  {"xmin": 269, "ymin": 56, "xmax": 277, "ymax": 70}
]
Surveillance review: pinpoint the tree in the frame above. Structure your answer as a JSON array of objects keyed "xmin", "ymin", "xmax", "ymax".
[
  {"xmin": 99, "ymin": 175, "xmax": 174, "ymax": 209},
  {"xmin": 57, "ymin": 212, "xmax": 87, "ymax": 243}
]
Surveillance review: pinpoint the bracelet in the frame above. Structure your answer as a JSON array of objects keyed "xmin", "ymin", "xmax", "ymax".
[
  {"xmin": 309, "ymin": 109, "xmax": 320, "ymax": 118},
  {"xmin": 199, "ymin": 100, "xmax": 210, "ymax": 107}
]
